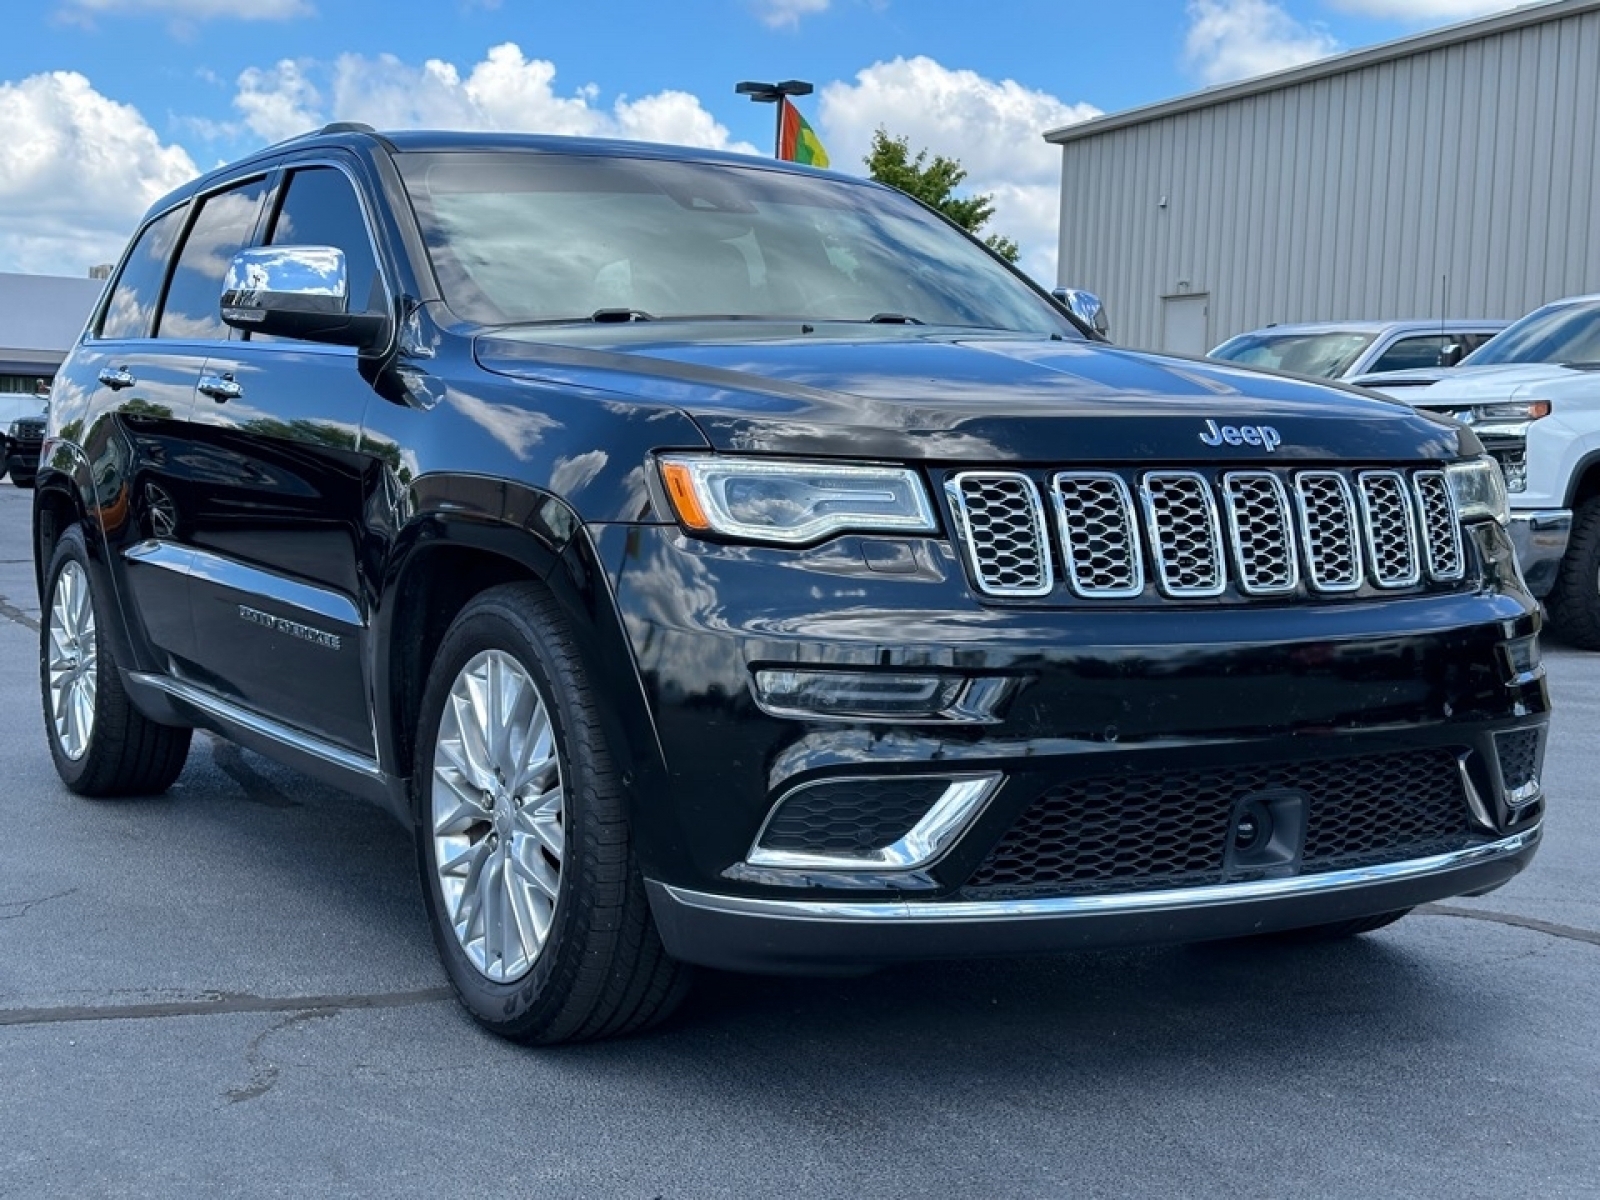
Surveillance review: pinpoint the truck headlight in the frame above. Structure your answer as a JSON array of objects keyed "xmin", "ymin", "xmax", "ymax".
[
  {"xmin": 659, "ymin": 456, "xmax": 937, "ymax": 544},
  {"xmin": 1445, "ymin": 456, "xmax": 1509, "ymax": 525}
]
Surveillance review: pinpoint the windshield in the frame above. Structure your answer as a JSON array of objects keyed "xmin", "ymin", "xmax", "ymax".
[
  {"xmin": 397, "ymin": 151, "xmax": 1074, "ymax": 336},
  {"xmin": 1207, "ymin": 330, "xmax": 1375, "ymax": 378},
  {"xmin": 1461, "ymin": 300, "xmax": 1600, "ymax": 367}
]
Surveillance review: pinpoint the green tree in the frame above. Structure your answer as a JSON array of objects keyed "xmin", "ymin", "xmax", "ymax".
[{"xmin": 863, "ymin": 129, "xmax": 1020, "ymax": 263}]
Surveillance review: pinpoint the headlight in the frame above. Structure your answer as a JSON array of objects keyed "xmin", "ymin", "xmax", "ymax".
[
  {"xmin": 659, "ymin": 456, "xmax": 937, "ymax": 544},
  {"xmin": 1469, "ymin": 400, "xmax": 1551, "ymax": 423},
  {"xmin": 1445, "ymin": 455, "xmax": 1509, "ymax": 525}
]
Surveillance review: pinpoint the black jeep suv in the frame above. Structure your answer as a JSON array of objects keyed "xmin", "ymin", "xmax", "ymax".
[{"xmin": 35, "ymin": 125, "xmax": 1548, "ymax": 1043}]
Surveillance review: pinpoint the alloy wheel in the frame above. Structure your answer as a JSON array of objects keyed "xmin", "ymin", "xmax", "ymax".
[
  {"xmin": 47, "ymin": 560, "xmax": 98, "ymax": 761},
  {"xmin": 430, "ymin": 649, "xmax": 565, "ymax": 983}
]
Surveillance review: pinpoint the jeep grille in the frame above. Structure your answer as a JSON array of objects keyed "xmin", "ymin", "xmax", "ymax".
[{"xmin": 947, "ymin": 466, "xmax": 1467, "ymax": 601}]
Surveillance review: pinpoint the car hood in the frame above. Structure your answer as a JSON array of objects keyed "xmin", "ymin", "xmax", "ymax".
[
  {"xmin": 1395, "ymin": 362, "xmax": 1592, "ymax": 406},
  {"xmin": 475, "ymin": 328, "xmax": 1468, "ymax": 463}
]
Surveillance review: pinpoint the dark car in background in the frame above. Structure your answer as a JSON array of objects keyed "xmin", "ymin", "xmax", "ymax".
[
  {"xmin": 34, "ymin": 126, "xmax": 1548, "ymax": 1044},
  {"xmin": 6, "ymin": 412, "xmax": 45, "ymax": 487}
]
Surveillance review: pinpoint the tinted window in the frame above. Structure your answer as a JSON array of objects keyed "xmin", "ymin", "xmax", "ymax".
[
  {"xmin": 1367, "ymin": 335, "xmax": 1453, "ymax": 374},
  {"xmin": 268, "ymin": 167, "xmax": 382, "ymax": 313},
  {"xmin": 98, "ymin": 206, "xmax": 186, "ymax": 340},
  {"xmin": 158, "ymin": 177, "xmax": 268, "ymax": 340}
]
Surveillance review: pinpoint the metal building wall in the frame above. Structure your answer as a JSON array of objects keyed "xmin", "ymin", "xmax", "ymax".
[{"xmin": 1055, "ymin": 5, "xmax": 1600, "ymax": 352}]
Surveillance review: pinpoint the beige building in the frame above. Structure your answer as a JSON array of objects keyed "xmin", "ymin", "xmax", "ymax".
[{"xmin": 1047, "ymin": 0, "xmax": 1600, "ymax": 353}]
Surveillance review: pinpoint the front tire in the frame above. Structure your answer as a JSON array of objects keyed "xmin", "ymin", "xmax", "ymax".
[
  {"xmin": 1548, "ymin": 497, "xmax": 1600, "ymax": 649},
  {"xmin": 414, "ymin": 582, "xmax": 690, "ymax": 1044},
  {"xmin": 42, "ymin": 525, "xmax": 192, "ymax": 795}
]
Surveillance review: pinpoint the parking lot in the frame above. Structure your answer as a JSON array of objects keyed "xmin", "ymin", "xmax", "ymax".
[{"xmin": 0, "ymin": 480, "xmax": 1596, "ymax": 1198}]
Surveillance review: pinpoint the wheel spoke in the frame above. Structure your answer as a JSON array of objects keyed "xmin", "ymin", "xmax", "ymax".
[
  {"xmin": 509, "ymin": 844, "xmax": 560, "ymax": 901},
  {"xmin": 515, "ymin": 788, "xmax": 564, "ymax": 859},
  {"xmin": 432, "ymin": 768, "xmax": 490, "ymax": 836}
]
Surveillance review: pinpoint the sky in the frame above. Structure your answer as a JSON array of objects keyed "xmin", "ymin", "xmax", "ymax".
[{"xmin": 0, "ymin": 0, "xmax": 1533, "ymax": 285}]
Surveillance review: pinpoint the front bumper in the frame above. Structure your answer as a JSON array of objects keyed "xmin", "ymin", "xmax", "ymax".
[
  {"xmin": 1508, "ymin": 508, "xmax": 1570, "ymax": 597},
  {"xmin": 647, "ymin": 825, "xmax": 1540, "ymax": 971},
  {"xmin": 596, "ymin": 516, "xmax": 1548, "ymax": 971}
]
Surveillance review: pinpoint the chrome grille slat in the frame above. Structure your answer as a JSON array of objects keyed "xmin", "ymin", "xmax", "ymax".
[
  {"xmin": 950, "ymin": 466, "xmax": 1468, "ymax": 601},
  {"xmin": 946, "ymin": 471, "xmax": 1054, "ymax": 597},
  {"xmin": 1221, "ymin": 471, "xmax": 1298, "ymax": 595},
  {"xmin": 1140, "ymin": 471, "xmax": 1226, "ymax": 597},
  {"xmin": 1357, "ymin": 470, "xmax": 1423, "ymax": 587},
  {"xmin": 1414, "ymin": 471, "xmax": 1465, "ymax": 581},
  {"xmin": 1293, "ymin": 471, "xmax": 1364, "ymax": 593},
  {"xmin": 1050, "ymin": 472, "xmax": 1144, "ymax": 597}
]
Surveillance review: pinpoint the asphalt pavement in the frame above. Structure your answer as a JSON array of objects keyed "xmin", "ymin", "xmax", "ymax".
[{"xmin": 1, "ymin": 481, "xmax": 1596, "ymax": 1198}]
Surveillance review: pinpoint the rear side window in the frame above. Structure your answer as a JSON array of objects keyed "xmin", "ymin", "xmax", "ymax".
[
  {"xmin": 98, "ymin": 206, "xmax": 186, "ymax": 340},
  {"xmin": 268, "ymin": 167, "xmax": 383, "ymax": 313},
  {"xmin": 1367, "ymin": 335, "xmax": 1453, "ymax": 374},
  {"xmin": 158, "ymin": 177, "xmax": 269, "ymax": 341}
]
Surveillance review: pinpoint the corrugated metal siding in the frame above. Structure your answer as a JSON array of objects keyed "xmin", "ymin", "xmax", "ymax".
[{"xmin": 1057, "ymin": 9, "xmax": 1600, "ymax": 351}]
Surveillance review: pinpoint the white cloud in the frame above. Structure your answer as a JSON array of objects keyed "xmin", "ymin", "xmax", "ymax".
[
  {"xmin": 0, "ymin": 71, "xmax": 197, "ymax": 274},
  {"xmin": 818, "ymin": 56, "xmax": 1100, "ymax": 282},
  {"xmin": 1326, "ymin": 0, "xmax": 1518, "ymax": 16},
  {"xmin": 754, "ymin": 0, "xmax": 829, "ymax": 28},
  {"xmin": 60, "ymin": 0, "xmax": 311, "ymax": 20},
  {"xmin": 232, "ymin": 43, "xmax": 755, "ymax": 153},
  {"xmin": 1184, "ymin": 0, "xmax": 1341, "ymax": 85}
]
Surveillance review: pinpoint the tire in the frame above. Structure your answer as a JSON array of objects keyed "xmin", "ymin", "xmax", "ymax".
[
  {"xmin": 1261, "ymin": 908, "xmax": 1412, "ymax": 943},
  {"xmin": 1547, "ymin": 497, "xmax": 1600, "ymax": 649},
  {"xmin": 41, "ymin": 525, "xmax": 192, "ymax": 796},
  {"xmin": 414, "ymin": 582, "xmax": 690, "ymax": 1044},
  {"xmin": 12, "ymin": 472, "xmax": 35, "ymax": 489}
]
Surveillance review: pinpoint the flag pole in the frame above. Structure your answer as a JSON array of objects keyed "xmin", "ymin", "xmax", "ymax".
[{"xmin": 735, "ymin": 80, "xmax": 814, "ymax": 161}]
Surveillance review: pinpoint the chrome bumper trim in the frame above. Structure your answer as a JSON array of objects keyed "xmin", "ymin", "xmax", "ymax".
[
  {"xmin": 660, "ymin": 825, "xmax": 1541, "ymax": 924},
  {"xmin": 746, "ymin": 773, "xmax": 1002, "ymax": 872}
]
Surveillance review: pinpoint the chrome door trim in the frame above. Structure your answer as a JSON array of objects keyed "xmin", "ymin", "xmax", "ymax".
[
  {"xmin": 129, "ymin": 672, "xmax": 384, "ymax": 783},
  {"xmin": 159, "ymin": 541, "xmax": 366, "ymax": 628}
]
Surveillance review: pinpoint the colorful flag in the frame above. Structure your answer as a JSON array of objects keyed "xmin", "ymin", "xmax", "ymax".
[{"xmin": 778, "ymin": 98, "xmax": 830, "ymax": 168}]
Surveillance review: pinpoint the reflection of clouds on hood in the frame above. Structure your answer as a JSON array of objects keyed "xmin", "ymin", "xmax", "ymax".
[{"xmin": 450, "ymin": 392, "xmax": 559, "ymax": 460}]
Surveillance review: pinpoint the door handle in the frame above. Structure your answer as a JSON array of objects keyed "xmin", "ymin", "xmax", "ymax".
[
  {"xmin": 98, "ymin": 366, "xmax": 135, "ymax": 390},
  {"xmin": 198, "ymin": 373, "xmax": 243, "ymax": 402}
]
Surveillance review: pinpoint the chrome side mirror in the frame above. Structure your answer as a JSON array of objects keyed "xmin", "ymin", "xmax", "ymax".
[
  {"xmin": 221, "ymin": 246, "xmax": 388, "ymax": 351},
  {"xmin": 1053, "ymin": 287, "xmax": 1110, "ymax": 339}
]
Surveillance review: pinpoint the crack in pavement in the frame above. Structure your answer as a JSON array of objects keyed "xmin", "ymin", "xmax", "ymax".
[
  {"xmin": 0, "ymin": 987, "xmax": 452, "ymax": 1028},
  {"xmin": 1419, "ymin": 903, "xmax": 1600, "ymax": 948},
  {"xmin": 0, "ymin": 889, "xmax": 76, "ymax": 920},
  {"xmin": 0, "ymin": 593, "xmax": 39, "ymax": 632},
  {"xmin": 225, "ymin": 1009, "xmax": 337, "ymax": 1105}
]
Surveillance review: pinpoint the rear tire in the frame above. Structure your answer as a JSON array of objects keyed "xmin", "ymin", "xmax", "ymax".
[
  {"xmin": 1547, "ymin": 497, "xmax": 1600, "ymax": 650},
  {"xmin": 414, "ymin": 582, "xmax": 690, "ymax": 1044},
  {"xmin": 42, "ymin": 525, "xmax": 192, "ymax": 796}
]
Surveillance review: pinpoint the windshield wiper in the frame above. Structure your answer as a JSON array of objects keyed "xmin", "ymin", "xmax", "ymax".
[
  {"xmin": 590, "ymin": 308, "xmax": 655, "ymax": 323},
  {"xmin": 868, "ymin": 312, "xmax": 923, "ymax": 324}
]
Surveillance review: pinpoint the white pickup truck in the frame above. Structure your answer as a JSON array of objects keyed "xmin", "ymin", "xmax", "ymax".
[{"xmin": 1355, "ymin": 294, "xmax": 1600, "ymax": 646}]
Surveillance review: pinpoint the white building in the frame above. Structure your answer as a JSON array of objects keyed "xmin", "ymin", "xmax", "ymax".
[
  {"xmin": 0, "ymin": 272, "xmax": 106, "ymax": 395},
  {"xmin": 1047, "ymin": 0, "xmax": 1600, "ymax": 354}
]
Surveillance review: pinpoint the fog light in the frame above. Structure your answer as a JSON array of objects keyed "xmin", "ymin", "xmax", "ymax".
[
  {"xmin": 751, "ymin": 668, "xmax": 1012, "ymax": 723},
  {"xmin": 1494, "ymin": 727, "xmax": 1545, "ymax": 810}
]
